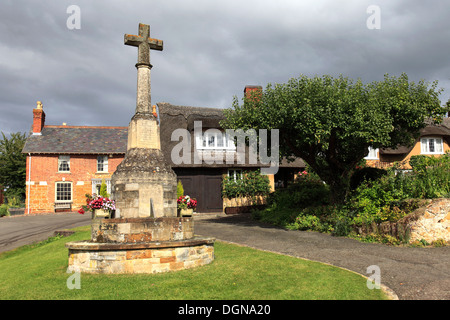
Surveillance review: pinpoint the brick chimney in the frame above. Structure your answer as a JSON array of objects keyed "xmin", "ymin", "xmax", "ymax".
[
  {"xmin": 244, "ymin": 85, "xmax": 262, "ymax": 101},
  {"xmin": 32, "ymin": 101, "xmax": 46, "ymax": 135}
]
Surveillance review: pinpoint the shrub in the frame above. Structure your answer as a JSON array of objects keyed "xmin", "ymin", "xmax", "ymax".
[
  {"xmin": 5, "ymin": 188, "xmax": 24, "ymax": 208},
  {"xmin": 350, "ymin": 167, "xmax": 387, "ymax": 190},
  {"xmin": 266, "ymin": 179, "xmax": 330, "ymax": 210},
  {"xmin": 99, "ymin": 179, "xmax": 109, "ymax": 198},
  {"xmin": 222, "ymin": 170, "xmax": 271, "ymax": 202},
  {"xmin": 177, "ymin": 180, "xmax": 184, "ymax": 198},
  {"xmin": 0, "ymin": 204, "xmax": 10, "ymax": 217}
]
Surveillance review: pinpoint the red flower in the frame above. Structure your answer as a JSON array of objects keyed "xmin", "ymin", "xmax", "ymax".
[{"xmin": 78, "ymin": 208, "xmax": 85, "ymax": 214}]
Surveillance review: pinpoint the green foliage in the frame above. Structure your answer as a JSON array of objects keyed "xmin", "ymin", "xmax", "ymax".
[
  {"xmin": 222, "ymin": 73, "xmax": 447, "ymax": 203},
  {"xmin": 177, "ymin": 180, "xmax": 184, "ymax": 198},
  {"xmin": 0, "ymin": 204, "xmax": 10, "ymax": 217},
  {"xmin": 99, "ymin": 179, "xmax": 109, "ymax": 198},
  {"xmin": 254, "ymin": 153, "xmax": 449, "ymax": 242},
  {"xmin": 350, "ymin": 167, "xmax": 387, "ymax": 190},
  {"xmin": 407, "ymin": 153, "xmax": 450, "ymax": 198},
  {"xmin": 5, "ymin": 188, "xmax": 24, "ymax": 207},
  {"xmin": 222, "ymin": 170, "xmax": 271, "ymax": 202},
  {"xmin": 0, "ymin": 132, "xmax": 27, "ymax": 200},
  {"xmin": 253, "ymin": 176, "xmax": 330, "ymax": 227}
]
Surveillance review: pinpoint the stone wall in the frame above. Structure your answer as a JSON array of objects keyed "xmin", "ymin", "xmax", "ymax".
[
  {"xmin": 66, "ymin": 238, "xmax": 215, "ymax": 274},
  {"xmin": 223, "ymin": 195, "xmax": 267, "ymax": 214},
  {"xmin": 357, "ymin": 198, "xmax": 450, "ymax": 244},
  {"xmin": 400, "ymin": 198, "xmax": 450, "ymax": 243}
]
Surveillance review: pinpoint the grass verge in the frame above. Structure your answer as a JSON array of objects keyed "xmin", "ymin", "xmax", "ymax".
[{"xmin": 0, "ymin": 226, "xmax": 388, "ymax": 300}]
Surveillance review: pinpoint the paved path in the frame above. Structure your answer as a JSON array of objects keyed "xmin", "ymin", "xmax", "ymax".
[
  {"xmin": 194, "ymin": 213, "xmax": 450, "ymax": 300},
  {"xmin": 0, "ymin": 212, "xmax": 91, "ymax": 253}
]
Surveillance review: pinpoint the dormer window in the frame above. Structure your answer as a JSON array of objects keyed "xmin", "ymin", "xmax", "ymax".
[
  {"xmin": 421, "ymin": 137, "xmax": 443, "ymax": 154},
  {"xmin": 364, "ymin": 147, "xmax": 379, "ymax": 160},
  {"xmin": 196, "ymin": 129, "xmax": 235, "ymax": 150}
]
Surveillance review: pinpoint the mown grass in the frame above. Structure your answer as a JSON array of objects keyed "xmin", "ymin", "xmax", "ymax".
[{"xmin": 0, "ymin": 226, "xmax": 388, "ymax": 300}]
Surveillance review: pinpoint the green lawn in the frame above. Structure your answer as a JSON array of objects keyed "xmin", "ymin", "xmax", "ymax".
[{"xmin": 0, "ymin": 226, "xmax": 388, "ymax": 300}]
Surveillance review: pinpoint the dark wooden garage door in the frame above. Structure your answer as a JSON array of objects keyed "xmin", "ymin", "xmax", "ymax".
[{"xmin": 174, "ymin": 168, "xmax": 223, "ymax": 213}]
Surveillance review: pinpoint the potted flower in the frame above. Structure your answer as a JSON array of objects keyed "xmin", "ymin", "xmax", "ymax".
[
  {"xmin": 177, "ymin": 195, "xmax": 197, "ymax": 217},
  {"xmin": 78, "ymin": 194, "xmax": 115, "ymax": 219}
]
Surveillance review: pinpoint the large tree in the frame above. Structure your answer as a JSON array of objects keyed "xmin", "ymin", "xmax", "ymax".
[
  {"xmin": 222, "ymin": 73, "xmax": 448, "ymax": 203},
  {"xmin": 0, "ymin": 132, "xmax": 27, "ymax": 199}
]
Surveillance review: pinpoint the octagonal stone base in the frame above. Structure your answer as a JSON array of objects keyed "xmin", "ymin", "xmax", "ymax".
[
  {"xmin": 91, "ymin": 217, "xmax": 194, "ymax": 243},
  {"xmin": 66, "ymin": 237, "xmax": 215, "ymax": 274}
]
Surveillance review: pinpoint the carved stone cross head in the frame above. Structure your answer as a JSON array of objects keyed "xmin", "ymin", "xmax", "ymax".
[{"xmin": 124, "ymin": 23, "xmax": 163, "ymax": 66}]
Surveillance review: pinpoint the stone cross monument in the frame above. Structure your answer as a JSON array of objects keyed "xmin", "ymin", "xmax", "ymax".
[
  {"xmin": 111, "ymin": 23, "xmax": 177, "ymax": 218},
  {"xmin": 66, "ymin": 23, "xmax": 214, "ymax": 274}
]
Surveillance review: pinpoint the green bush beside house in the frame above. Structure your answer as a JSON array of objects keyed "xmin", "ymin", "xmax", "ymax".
[{"xmin": 253, "ymin": 153, "xmax": 450, "ymax": 245}]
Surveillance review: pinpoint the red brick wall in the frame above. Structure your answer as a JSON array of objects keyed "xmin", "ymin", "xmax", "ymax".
[{"xmin": 25, "ymin": 154, "xmax": 124, "ymax": 214}]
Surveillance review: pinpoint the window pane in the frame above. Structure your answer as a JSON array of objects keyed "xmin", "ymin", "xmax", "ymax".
[
  {"xmin": 97, "ymin": 156, "xmax": 104, "ymax": 172},
  {"xmin": 217, "ymin": 132, "xmax": 224, "ymax": 147},
  {"xmin": 421, "ymin": 139, "xmax": 427, "ymax": 153},
  {"xmin": 208, "ymin": 134, "xmax": 215, "ymax": 147},
  {"xmin": 436, "ymin": 139, "xmax": 443, "ymax": 153},
  {"xmin": 428, "ymin": 139, "xmax": 435, "ymax": 153}
]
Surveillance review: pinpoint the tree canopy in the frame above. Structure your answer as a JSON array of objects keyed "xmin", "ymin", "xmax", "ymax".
[
  {"xmin": 222, "ymin": 73, "xmax": 448, "ymax": 203},
  {"xmin": 0, "ymin": 132, "xmax": 27, "ymax": 199}
]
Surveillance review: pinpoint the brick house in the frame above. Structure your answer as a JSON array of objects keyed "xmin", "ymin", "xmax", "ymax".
[{"xmin": 22, "ymin": 102, "xmax": 127, "ymax": 214}]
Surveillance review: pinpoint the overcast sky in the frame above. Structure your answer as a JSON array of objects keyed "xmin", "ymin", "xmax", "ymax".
[{"xmin": 1, "ymin": 0, "xmax": 450, "ymax": 135}]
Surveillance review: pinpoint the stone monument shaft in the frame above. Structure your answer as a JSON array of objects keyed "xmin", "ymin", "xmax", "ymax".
[{"xmin": 111, "ymin": 23, "xmax": 177, "ymax": 218}]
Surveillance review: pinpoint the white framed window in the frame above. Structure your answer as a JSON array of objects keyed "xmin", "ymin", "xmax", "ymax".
[
  {"xmin": 421, "ymin": 137, "xmax": 443, "ymax": 154},
  {"xmin": 228, "ymin": 169, "xmax": 243, "ymax": 182},
  {"xmin": 55, "ymin": 182, "xmax": 72, "ymax": 202},
  {"xmin": 97, "ymin": 155, "xmax": 109, "ymax": 173},
  {"xmin": 196, "ymin": 129, "xmax": 236, "ymax": 150},
  {"xmin": 364, "ymin": 147, "xmax": 379, "ymax": 160},
  {"xmin": 58, "ymin": 155, "xmax": 70, "ymax": 172}
]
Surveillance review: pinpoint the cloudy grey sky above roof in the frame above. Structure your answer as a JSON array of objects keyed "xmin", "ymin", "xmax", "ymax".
[{"xmin": 1, "ymin": 0, "xmax": 449, "ymax": 135}]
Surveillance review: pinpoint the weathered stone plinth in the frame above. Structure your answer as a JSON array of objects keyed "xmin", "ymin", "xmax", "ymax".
[
  {"xmin": 66, "ymin": 237, "xmax": 215, "ymax": 274},
  {"xmin": 91, "ymin": 217, "xmax": 194, "ymax": 243},
  {"xmin": 66, "ymin": 216, "xmax": 215, "ymax": 274},
  {"xmin": 111, "ymin": 147, "xmax": 178, "ymax": 218}
]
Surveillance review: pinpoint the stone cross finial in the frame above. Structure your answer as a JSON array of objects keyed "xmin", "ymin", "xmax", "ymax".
[
  {"xmin": 125, "ymin": 23, "xmax": 163, "ymax": 67},
  {"xmin": 124, "ymin": 23, "xmax": 163, "ymax": 115}
]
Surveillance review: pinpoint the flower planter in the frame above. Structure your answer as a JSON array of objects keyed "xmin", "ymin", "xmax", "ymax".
[
  {"xmin": 180, "ymin": 208, "xmax": 194, "ymax": 217},
  {"xmin": 93, "ymin": 209, "xmax": 110, "ymax": 219}
]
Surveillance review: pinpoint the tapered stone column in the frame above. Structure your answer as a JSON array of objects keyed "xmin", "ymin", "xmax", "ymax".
[{"xmin": 111, "ymin": 23, "xmax": 176, "ymax": 218}]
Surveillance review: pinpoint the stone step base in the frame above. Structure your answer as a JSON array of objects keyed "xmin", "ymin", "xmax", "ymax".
[{"xmin": 66, "ymin": 237, "xmax": 215, "ymax": 274}]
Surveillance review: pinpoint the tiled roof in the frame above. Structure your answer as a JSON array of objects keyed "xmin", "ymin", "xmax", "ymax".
[{"xmin": 22, "ymin": 126, "xmax": 128, "ymax": 154}]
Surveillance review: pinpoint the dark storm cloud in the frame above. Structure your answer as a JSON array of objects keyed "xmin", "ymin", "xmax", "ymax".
[{"xmin": 1, "ymin": 0, "xmax": 449, "ymax": 136}]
